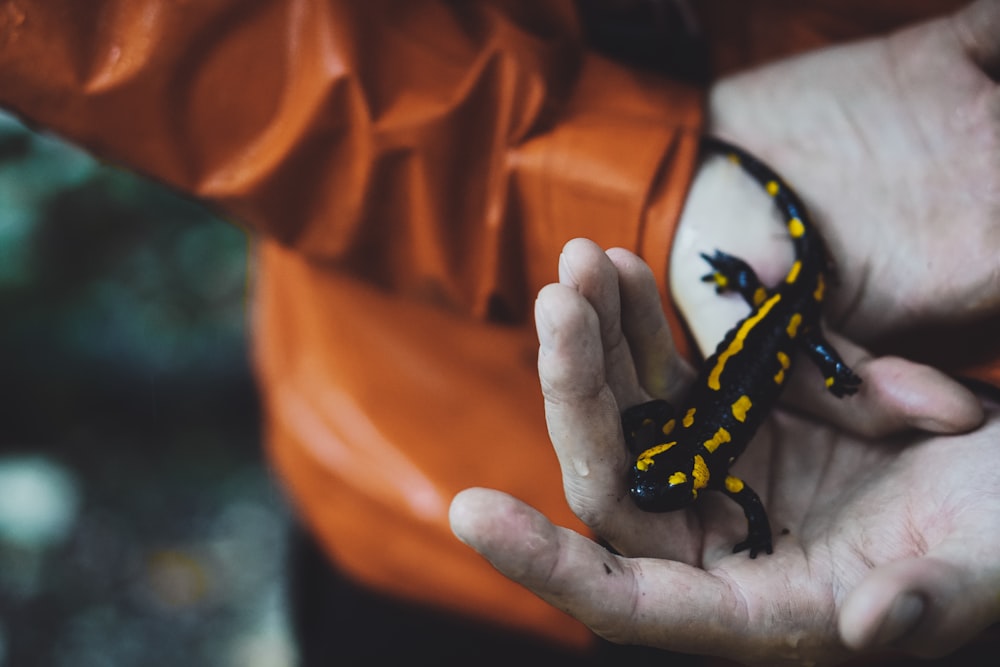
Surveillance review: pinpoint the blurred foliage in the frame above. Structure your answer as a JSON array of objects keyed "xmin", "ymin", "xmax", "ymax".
[
  {"xmin": 0, "ymin": 112, "xmax": 293, "ymax": 666},
  {"xmin": 0, "ymin": 112, "xmax": 254, "ymax": 441}
]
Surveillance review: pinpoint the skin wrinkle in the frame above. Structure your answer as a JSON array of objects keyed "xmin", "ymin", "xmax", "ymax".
[
  {"xmin": 562, "ymin": 251, "xmax": 626, "ymax": 347},
  {"xmin": 824, "ymin": 39, "xmax": 932, "ymax": 337},
  {"xmin": 902, "ymin": 508, "xmax": 931, "ymax": 557},
  {"xmin": 882, "ymin": 32, "xmax": 938, "ymax": 166},
  {"xmin": 488, "ymin": 502, "xmax": 556, "ymax": 585},
  {"xmin": 611, "ymin": 557, "xmax": 645, "ymax": 644},
  {"xmin": 836, "ymin": 72, "xmax": 921, "ymax": 334},
  {"xmin": 882, "ymin": 29, "xmax": 991, "ymax": 319},
  {"xmin": 532, "ymin": 525, "xmax": 575, "ymax": 611},
  {"xmin": 621, "ymin": 559, "xmax": 680, "ymax": 646},
  {"xmin": 560, "ymin": 248, "xmax": 644, "ymax": 406},
  {"xmin": 536, "ymin": 299, "xmax": 605, "ymax": 402},
  {"xmin": 626, "ymin": 299, "xmax": 689, "ymax": 400},
  {"xmin": 794, "ymin": 551, "xmax": 856, "ymax": 666},
  {"xmin": 712, "ymin": 572, "xmax": 790, "ymax": 664},
  {"xmin": 718, "ymin": 570, "xmax": 753, "ymax": 644},
  {"xmin": 602, "ymin": 325, "xmax": 636, "ymax": 398},
  {"xmin": 829, "ymin": 540, "xmax": 865, "ymax": 609},
  {"xmin": 802, "ymin": 429, "xmax": 863, "ymax": 569},
  {"xmin": 611, "ymin": 247, "xmax": 694, "ymax": 402},
  {"xmin": 565, "ymin": 481, "xmax": 610, "ymax": 532},
  {"xmin": 785, "ymin": 520, "xmax": 838, "ymax": 664},
  {"xmin": 831, "ymin": 83, "xmax": 876, "ymax": 171},
  {"xmin": 563, "ymin": 475, "xmax": 600, "ymax": 522},
  {"xmin": 571, "ymin": 552, "xmax": 638, "ymax": 644}
]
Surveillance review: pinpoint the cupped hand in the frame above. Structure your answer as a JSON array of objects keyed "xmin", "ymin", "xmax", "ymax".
[
  {"xmin": 680, "ymin": 0, "xmax": 1000, "ymax": 343},
  {"xmin": 672, "ymin": 0, "xmax": 998, "ymax": 435},
  {"xmin": 450, "ymin": 239, "xmax": 1000, "ymax": 666}
]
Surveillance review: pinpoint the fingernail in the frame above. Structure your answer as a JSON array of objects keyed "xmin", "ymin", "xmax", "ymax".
[
  {"xmin": 534, "ymin": 298, "xmax": 553, "ymax": 350},
  {"xmin": 558, "ymin": 251, "xmax": 579, "ymax": 285},
  {"xmin": 872, "ymin": 593, "xmax": 924, "ymax": 647}
]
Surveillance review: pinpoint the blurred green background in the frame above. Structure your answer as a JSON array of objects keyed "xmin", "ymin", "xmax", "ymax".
[{"xmin": 0, "ymin": 111, "xmax": 294, "ymax": 666}]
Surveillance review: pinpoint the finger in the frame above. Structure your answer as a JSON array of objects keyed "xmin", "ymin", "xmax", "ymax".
[
  {"xmin": 839, "ymin": 555, "xmax": 1000, "ymax": 659},
  {"xmin": 558, "ymin": 238, "xmax": 645, "ymax": 408},
  {"xmin": 448, "ymin": 488, "xmax": 752, "ymax": 656},
  {"xmin": 781, "ymin": 328, "xmax": 985, "ymax": 438},
  {"xmin": 953, "ymin": 0, "xmax": 1000, "ymax": 79},
  {"xmin": 536, "ymin": 283, "xmax": 698, "ymax": 557},
  {"xmin": 606, "ymin": 246, "xmax": 696, "ymax": 405},
  {"xmin": 535, "ymin": 282, "xmax": 631, "ymax": 527}
]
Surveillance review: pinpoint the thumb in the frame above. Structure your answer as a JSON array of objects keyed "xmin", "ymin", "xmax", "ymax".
[
  {"xmin": 782, "ymin": 332, "xmax": 985, "ymax": 439},
  {"xmin": 449, "ymin": 487, "xmax": 642, "ymax": 632},
  {"xmin": 839, "ymin": 555, "xmax": 1000, "ymax": 658},
  {"xmin": 448, "ymin": 488, "xmax": 751, "ymax": 656}
]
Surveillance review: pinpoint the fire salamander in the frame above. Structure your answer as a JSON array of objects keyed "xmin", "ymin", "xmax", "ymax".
[{"xmin": 622, "ymin": 136, "xmax": 861, "ymax": 558}]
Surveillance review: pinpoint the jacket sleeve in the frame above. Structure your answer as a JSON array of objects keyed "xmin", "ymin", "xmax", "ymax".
[{"xmin": 0, "ymin": 0, "xmax": 702, "ymax": 329}]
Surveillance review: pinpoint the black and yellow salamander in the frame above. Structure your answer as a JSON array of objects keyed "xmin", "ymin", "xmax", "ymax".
[{"xmin": 622, "ymin": 136, "xmax": 861, "ymax": 558}]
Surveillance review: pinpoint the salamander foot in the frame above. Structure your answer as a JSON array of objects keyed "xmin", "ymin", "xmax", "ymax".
[{"xmin": 733, "ymin": 531, "xmax": 774, "ymax": 559}]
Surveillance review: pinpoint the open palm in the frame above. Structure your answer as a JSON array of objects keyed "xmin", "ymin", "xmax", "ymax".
[{"xmin": 450, "ymin": 239, "xmax": 1000, "ymax": 665}]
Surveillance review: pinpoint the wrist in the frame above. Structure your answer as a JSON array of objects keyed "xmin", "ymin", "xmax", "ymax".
[{"xmin": 669, "ymin": 146, "xmax": 796, "ymax": 356}]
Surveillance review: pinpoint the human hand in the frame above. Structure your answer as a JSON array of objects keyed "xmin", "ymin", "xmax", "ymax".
[
  {"xmin": 682, "ymin": 0, "xmax": 999, "ymax": 339},
  {"xmin": 671, "ymin": 0, "xmax": 998, "ymax": 435},
  {"xmin": 450, "ymin": 240, "xmax": 1000, "ymax": 666}
]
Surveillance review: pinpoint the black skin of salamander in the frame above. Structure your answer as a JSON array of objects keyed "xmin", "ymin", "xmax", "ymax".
[{"xmin": 622, "ymin": 137, "xmax": 861, "ymax": 558}]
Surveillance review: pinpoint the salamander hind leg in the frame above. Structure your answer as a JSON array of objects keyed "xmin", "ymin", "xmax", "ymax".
[
  {"xmin": 719, "ymin": 475, "xmax": 773, "ymax": 558},
  {"xmin": 621, "ymin": 399, "xmax": 677, "ymax": 457},
  {"xmin": 700, "ymin": 250, "xmax": 769, "ymax": 307},
  {"xmin": 799, "ymin": 329, "xmax": 862, "ymax": 397}
]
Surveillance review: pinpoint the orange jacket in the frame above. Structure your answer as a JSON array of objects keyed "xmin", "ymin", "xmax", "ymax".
[{"xmin": 0, "ymin": 0, "xmax": 989, "ymax": 650}]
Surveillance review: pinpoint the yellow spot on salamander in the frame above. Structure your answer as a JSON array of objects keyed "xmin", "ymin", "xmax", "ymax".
[
  {"xmin": 786, "ymin": 313, "xmax": 803, "ymax": 338},
  {"xmin": 704, "ymin": 427, "xmax": 731, "ymax": 453},
  {"xmin": 788, "ymin": 217, "xmax": 805, "ymax": 238},
  {"xmin": 825, "ymin": 377, "xmax": 835, "ymax": 388},
  {"xmin": 786, "ymin": 260, "xmax": 802, "ymax": 284},
  {"xmin": 725, "ymin": 476, "xmax": 745, "ymax": 493},
  {"xmin": 710, "ymin": 273, "xmax": 729, "ymax": 289},
  {"xmin": 708, "ymin": 294, "xmax": 782, "ymax": 390},
  {"xmin": 731, "ymin": 395, "xmax": 752, "ymax": 423},
  {"xmin": 774, "ymin": 351, "xmax": 791, "ymax": 385},
  {"xmin": 813, "ymin": 274, "xmax": 826, "ymax": 301},
  {"xmin": 683, "ymin": 408, "xmax": 696, "ymax": 428},
  {"xmin": 766, "ymin": 180, "xmax": 780, "ymax": 196},
  {"xmin": 753, "ymin": 287, "xmax": 767, "ymax": 306},
  {"xmin": 727, "ymin": 153, "xmax": 740, "ymax": 165},
  {"xmin": 668, "ymin": 471, "xmax": 687, "ymax": 486},
  {"xmin": 692, "ymin": 455, "xmax": 709, "ymax": 490},
  {"xmin": 661, "ymin": 419, "xmax": 676, "ymax": 436},
  {"xmin": 635, "ymin": 441, "xmax": 677, "ymax": 471}
]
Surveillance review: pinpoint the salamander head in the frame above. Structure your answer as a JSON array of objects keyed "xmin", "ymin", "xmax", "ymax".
[{"xmin": 628, "ymin": 442, "xmax": 697, "ymax": 512}]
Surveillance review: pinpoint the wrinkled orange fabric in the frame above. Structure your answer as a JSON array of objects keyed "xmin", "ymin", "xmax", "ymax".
[{"xmin": 0, "ymin": 0, "xmax": 994, "ymax": 651}]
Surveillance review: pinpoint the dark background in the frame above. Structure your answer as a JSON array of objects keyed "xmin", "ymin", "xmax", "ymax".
[{"xmin": 0, "ymin": 111, "xmax": 294, "ymax": 666}]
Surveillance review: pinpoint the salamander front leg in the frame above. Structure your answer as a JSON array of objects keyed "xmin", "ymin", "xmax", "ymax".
[
  {"xmin": 798, "ymin": 328, "xmax": 862, "ymax": 397},
  {"xmin": 700, "ymin": 250, "xmax": 769, "ymax": 307},
  {"xmin": 719, "ymin": 475, "xmax": 773, "ymax": 558},
  {"xmin": 621, "ymin": 399, "xmax": 677, "ymax": 457}
]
